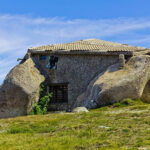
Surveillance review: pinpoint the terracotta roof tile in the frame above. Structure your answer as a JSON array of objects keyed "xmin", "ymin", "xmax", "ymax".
[{"xmin": 28, "ymin": 39, "xmax": 148, "ymax": 53}]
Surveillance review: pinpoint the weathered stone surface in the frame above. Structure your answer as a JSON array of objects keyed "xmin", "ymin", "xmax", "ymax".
[
  {"xmin": 0, "ymin": 58, "xmax": 45, "ymax": 118},
  {"xmin": 141, "ymin": 81, "xmax": 150, "ymax": 103},
  {"xmin": 72, "ymin": 107, "xmax": 89, "ymax": 113},
  {"xmin": 74, "ymin": 55, "xmax": 150, "ymax": 108},
  {"xmin": 119, "ymin": 54, "xmax": 125, "ymax": 69}
]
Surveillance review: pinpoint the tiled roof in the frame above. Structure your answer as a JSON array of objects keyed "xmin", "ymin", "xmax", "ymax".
[{"xmin": 28, "ymin": 39, "xmax": 148, "ymax": 53}]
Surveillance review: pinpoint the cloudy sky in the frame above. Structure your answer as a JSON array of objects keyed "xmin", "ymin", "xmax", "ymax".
[{"xmin": 0, "ymin": 0, "xmax": 150, "ymax": 84}]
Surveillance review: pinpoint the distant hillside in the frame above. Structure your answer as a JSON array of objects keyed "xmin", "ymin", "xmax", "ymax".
[{"xmin": 0, "ymin": 99, "xmax": 149, "ymax": 150}]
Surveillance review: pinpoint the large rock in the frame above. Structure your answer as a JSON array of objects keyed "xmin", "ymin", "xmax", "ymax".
[
  {"xmin": 141, "ymin": 80, "xmax": 150, "ymax": 103},
  {"xmin": 74, "ymin": 55, "xmax": 150, "ymax": 108},
  {"xmin": 72, "ymin": 107, "xmax": 89, "ymax": 113},
  {"xmin": 0, "ymin": 58, "xmax": 45, "ymax": 118}
]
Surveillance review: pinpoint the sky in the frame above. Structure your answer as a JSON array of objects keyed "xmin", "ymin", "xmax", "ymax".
[{"xmin": 0, "ymin": 0, "xmax": 150, "ymax": 84}]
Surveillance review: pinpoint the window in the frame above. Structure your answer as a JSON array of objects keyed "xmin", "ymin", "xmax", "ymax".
[
  {"xmin": 46, "ymin": 55, "xmax": 58, "ymax": 70},
  {"xmin": 47, "ymin": 83, "xmax": 68, "ymax": 103},
  {"xmin": 39, "ymin": 55, "xmax": 46, "ymax": 60}
]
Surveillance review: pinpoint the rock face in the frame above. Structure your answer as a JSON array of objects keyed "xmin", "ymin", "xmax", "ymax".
[
  {"xmin": 74, "ymin": 55, "xmax": 150, "ymax": 109},
  {"xmin": 0, "ymin": 58, "xmax": 45, "ymax": 118},
  {"xmin": 141, "ymin": 80, "xmax": 150, "ymax": 103}
]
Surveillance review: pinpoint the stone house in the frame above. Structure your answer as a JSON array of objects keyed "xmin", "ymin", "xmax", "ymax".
[
  {"xmin": 0, "ymin": 38, "xmax": 150, "ymax": 118},
  {"xmin": 27, "ymin": 39, "xmax": 146, "ymax": 110}
]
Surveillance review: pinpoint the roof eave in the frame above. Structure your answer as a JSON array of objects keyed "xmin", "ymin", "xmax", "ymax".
[{"xmin": 28, "ymin": 49, "xmax": 134, "ymax": 56}]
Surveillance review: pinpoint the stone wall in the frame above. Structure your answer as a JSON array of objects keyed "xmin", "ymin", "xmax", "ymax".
[{"xmin": 32, "ymin": 54, "xmax": 119, "ymax": 108}]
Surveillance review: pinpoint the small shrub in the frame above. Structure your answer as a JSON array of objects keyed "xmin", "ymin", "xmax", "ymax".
[
  {"xmin": 121, "ymin": 98, "xmax": 135, "ymax": 105},
  {"xmin": 113, "ymin": 98, "xmax": 138, "ymax": 108},
  {"xmin": 32, "ymin": 104, "xmax": 42, "ymax": 115},
  {"xmin": 31, "ymin": 84, "xmax": 52, "ymax": 115},
  {"xmin": 113, "ymin": 102, "xmax": 122, "ymax": 107}
]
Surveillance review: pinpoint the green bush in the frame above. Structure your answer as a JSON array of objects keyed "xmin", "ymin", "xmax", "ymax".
[
  {"xmin": 31, "ymin": 84, "xmax": 52, "ymax": 115},
  {"xmin": 113, "ymin": 98, "xmax": 137, "ymax": 108},
  {"xmin": 121, "ymin": 98, "xmax": 135, "ymax": 105},
  {"xmin": 113, "ymin": 102, "xmax": 122, "ymax": 107}
]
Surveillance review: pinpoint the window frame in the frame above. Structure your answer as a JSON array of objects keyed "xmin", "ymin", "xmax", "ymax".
[{"xmin": 47, "ymin": 83, "xmax": 69, "ymax": 103}]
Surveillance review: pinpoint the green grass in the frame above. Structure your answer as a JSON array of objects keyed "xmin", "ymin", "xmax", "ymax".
[{"xmin": 0, "ymin": 99, "xmax": 150, "ymax": 149}]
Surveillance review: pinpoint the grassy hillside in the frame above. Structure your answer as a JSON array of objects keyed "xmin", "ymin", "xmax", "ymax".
[{"xmin": 0, "ymin": 99, "xmax": 150, "ymax": 150}]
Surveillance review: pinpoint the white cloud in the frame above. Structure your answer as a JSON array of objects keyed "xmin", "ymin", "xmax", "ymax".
[{"xmin": 0, "ymin": 15, "xmax": 150, "ymax": 84}]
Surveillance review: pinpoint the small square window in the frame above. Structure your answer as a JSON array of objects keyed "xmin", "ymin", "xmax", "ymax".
[{"xmin": 39, "ymin": 55, "xmax": 46, "ymax": 60}]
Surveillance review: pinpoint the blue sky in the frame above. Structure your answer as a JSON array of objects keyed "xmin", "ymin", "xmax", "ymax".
[
  {"xmin": 1, "ymin": 0, "xmax": 150, "ymax": 19},
  {"xmin": 0, "ymin": 0, "xmax": 150, "ymax": 84}
]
